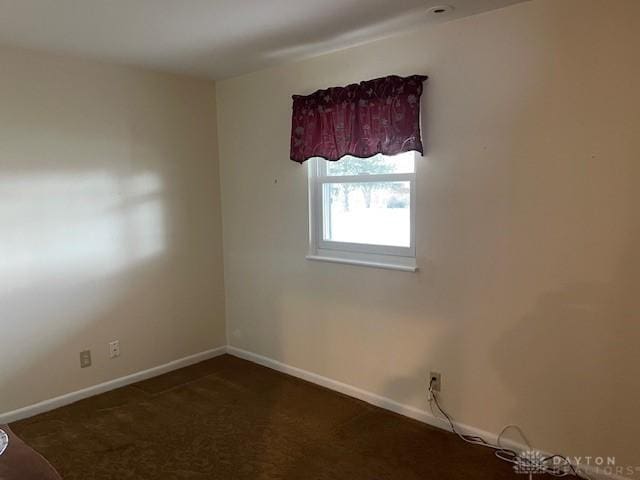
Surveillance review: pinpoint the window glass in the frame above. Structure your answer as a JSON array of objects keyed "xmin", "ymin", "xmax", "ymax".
[{"xmin": 322, "ymin": 181, "xmax": 410, "ymax": 247}]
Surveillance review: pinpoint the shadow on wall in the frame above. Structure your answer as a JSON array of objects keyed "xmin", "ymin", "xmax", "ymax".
[
  {"xmin": 491, "ymin": 220, "xmax": 640, "ymax": 470},
  {"xmin": 486, "ymin": 2, "xmax": 640, "ymax": 468},
  {"xmin": 319, "ymin": 4, "xmax": 640, "ymax": 473},
  {"xmin": 368, "ymin": 205, "xmax": 640, "ymax": 476}
]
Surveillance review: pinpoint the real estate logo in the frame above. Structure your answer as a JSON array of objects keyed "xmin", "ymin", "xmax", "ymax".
[
  {"xmin": 513, "ymin": 450, "xmax": 547, "ymax": 475},
  {"xmin": 513, "ymin": 450, "xmax": 639, "ymax": 478}
]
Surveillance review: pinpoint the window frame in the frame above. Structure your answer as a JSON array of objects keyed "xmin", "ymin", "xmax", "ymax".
[{"xmin": 307, "ymin": 153, "xmax": 417, "ymax": 271}]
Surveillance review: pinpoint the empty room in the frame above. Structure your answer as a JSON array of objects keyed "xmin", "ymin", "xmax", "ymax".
[{"xmin": 0, "ymin": 0, "xmax": 638, "ymax": 479}]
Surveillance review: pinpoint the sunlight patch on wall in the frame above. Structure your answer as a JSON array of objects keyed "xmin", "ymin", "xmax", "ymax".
[{"xmin": 0, "ymin": 171, "xmax": 167, "ymax": 294}]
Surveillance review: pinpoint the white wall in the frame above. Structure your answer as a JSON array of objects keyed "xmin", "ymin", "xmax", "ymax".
[
  {"xmin": 0, "ymin": 46, "xmax": 226, "ymax": 413},
  {"xmin": 217, "ymin": 0, "xmax": 640, "ymax": 470}
]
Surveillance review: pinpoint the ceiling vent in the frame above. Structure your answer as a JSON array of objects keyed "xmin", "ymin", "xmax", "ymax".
[{"xmin": 427, "ymin": 5, "xmax": 455, "ymax": 16}]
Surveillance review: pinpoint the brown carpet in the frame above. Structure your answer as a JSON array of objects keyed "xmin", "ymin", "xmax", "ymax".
[{"xmin": 11, "ymin": 354, "xmax": 527, "ymax": 479}]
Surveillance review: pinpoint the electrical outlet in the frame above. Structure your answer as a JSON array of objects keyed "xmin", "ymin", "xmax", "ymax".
[
  {"xmin": 109, "ymin": 340, "xmax": 120, "ymax": 359},
  {"xmin": 429, "ymin": 371, "xmax": 442, "ymax": 392},
  {"xmin": 80, "ymin": 350, "xmax": 92, "ymax": 368}
]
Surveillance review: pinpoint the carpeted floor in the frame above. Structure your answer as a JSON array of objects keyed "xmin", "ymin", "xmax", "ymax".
[{"xmin": 12, "ymin": 354, "xmax": 527, "ymax": 479}]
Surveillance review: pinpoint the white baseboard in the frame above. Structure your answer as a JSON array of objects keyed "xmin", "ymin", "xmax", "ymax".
[
  {"xmin": 0, "ymin": 346, "xmax": 227, "ymax": 425},
  {"xmin": 226, "ymin": 346, "xmax": 503, "ymax": 443},
  {"xmin": 0, "ymin": 344, "xmax": 627, "ymax": 480},
  {"xmin": 226, "ymin": 346, "xmax": 628, "ymax": 480}
]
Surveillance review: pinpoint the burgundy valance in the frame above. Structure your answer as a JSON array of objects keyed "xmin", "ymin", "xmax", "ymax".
[{"xmin": 290, "ymin": 74, "xmax": 427, "ymax": 163}]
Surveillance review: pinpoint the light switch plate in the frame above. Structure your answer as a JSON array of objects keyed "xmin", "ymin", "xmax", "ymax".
[{"xmin": 80, "ymin": 350, "xmax": 92, "ymax": 368}]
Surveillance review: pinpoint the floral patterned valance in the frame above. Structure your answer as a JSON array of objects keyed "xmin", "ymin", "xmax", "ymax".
[{"xmin": 290, "ymin": 74, "xmax": 427, "ymax": 163}]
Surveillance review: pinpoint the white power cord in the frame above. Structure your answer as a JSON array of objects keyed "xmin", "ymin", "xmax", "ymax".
[{"xmin": 427, "ymin": 379, "xmax": 592, "ymax": 479}]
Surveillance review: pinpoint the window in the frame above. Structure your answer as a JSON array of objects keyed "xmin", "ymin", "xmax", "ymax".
[{"xmin": 307, "ymin": 151, "xmax": 417, "ymax": 271}]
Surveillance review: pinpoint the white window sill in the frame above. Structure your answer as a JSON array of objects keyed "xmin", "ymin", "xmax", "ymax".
[{"xmin": 305, "ymin": 254, "xmax": 417, "ymax": 272}]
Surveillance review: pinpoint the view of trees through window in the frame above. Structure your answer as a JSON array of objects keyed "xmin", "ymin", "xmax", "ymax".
[
  {"xmin": 320, "ymin": 153, "xmax": 414, "ymax": 248},
  {"xmin": 327, "ymin": 156, "xmax": 397, "ymax": 210}
]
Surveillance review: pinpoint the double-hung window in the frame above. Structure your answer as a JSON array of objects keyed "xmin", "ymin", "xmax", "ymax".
[{"xmin": 307, "ymin": 151, "xmax": 417, "ymax": 271}]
